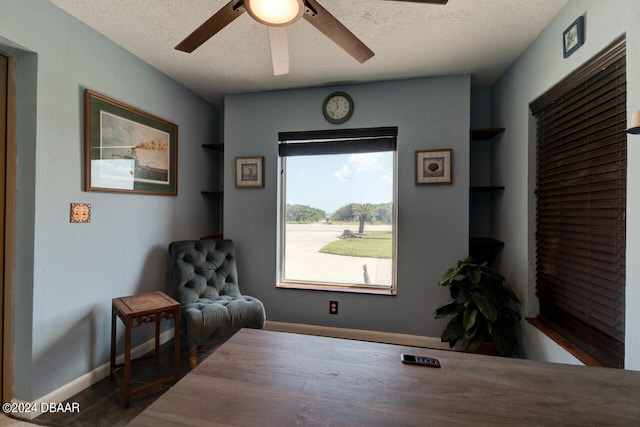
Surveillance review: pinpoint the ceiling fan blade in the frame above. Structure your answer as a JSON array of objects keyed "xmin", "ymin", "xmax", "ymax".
[
  {"xmin": 268, "ymin": 27, "xmax": 290, "ymax": 76},
  {"xmin": 383, "ymin": 0, "xmax": 448, "ymax": 3},
  {"xmin": 175, "ymin": 0, "xmax": 246, "ymax": 53},
  {"xmin": 302, "ymin": 0, "xmax": 374, "ymax": 63}
]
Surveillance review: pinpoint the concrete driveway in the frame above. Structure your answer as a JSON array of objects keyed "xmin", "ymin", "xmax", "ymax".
[{"xmin": 283, "ymin": 223, "xmax": 392, "ymax": 286}]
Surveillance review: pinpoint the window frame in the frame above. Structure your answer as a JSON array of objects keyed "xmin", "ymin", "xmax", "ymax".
[{"xmin": 277, "ymin": 127, "xmax": 398, "ymax": 295}]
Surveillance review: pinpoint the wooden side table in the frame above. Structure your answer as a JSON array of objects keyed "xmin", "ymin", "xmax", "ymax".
[{"xmin": 110, "ymin": 291, "xmax": 181, "ymax": 408}]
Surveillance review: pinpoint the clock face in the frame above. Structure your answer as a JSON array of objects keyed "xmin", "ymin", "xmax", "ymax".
[{"xmin": 323, "ymin": 92, "xmax": 353, "ymax": 124}]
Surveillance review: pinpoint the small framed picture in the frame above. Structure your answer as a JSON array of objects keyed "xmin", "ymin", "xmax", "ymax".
[
  {"xmin": 415, "ymin": 149, "xmax": 452, "ymax": 185},
  {"xmin": 235, "ymin": 156, "xmax": 264, "ymax": 188},
  {"xmin": 563, "ymin": 16, "xmax": 584, "ymax": 58}
]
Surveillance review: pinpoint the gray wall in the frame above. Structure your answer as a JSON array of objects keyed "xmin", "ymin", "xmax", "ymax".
[
  {"xmin": 224, "ymin": 76, "xmax": 471, "ymax": 337},
  {"xmin": 1, "ymin": 0, "xmax": 220, "ymax": 400},
  {"xmin": 490, "ymin": 0, "xmax": 640, "ymax": 368}
]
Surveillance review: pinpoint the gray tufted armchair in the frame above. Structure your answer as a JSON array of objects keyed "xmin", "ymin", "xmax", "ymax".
[{"xmin": 168, "ymin": 239, "xmax": 266, "ymax": 369}]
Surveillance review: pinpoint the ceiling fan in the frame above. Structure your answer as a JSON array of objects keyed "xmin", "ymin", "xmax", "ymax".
[{"xmin": 175, "ymin": 0, "xmax": 448, "ymax": 76}]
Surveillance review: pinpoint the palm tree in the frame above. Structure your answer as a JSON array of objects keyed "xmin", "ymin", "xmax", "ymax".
[{"xmin": 352, "ymin": 203, "xmax": 375, "ymax": 234}]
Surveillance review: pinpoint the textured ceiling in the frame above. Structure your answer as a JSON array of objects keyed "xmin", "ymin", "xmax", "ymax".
[{"xmin": 49, "ymin": 0, "xmax": 568, "ymax": 106}]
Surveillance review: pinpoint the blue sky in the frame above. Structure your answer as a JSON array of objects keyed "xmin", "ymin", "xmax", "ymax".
[{"xmin": 285, "ymin": 152, "xmax": 394, "ymax": 214}]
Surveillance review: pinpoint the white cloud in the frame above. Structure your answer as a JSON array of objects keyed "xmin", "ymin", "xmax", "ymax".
[
  {"xmin": 333, "ymin": 164, "xmax": 353, "ymax": 181},
  {"xmin": 333, "ymin": 153, "xmax": 384, "ymax": 181},
  {"xmin": 349, "ymin": 153, "xmax": 384, "ymax": 172}
]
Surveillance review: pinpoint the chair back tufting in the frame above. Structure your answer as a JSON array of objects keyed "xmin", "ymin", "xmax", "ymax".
[{"xmin": 169, "ymin": 239, "xmax": 242, "ymax": 305}]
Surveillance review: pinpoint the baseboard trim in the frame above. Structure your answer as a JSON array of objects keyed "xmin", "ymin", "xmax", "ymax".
[
  {"xmin": 264, "ymin": 321, "xmax": 451, "ymax": 351},
  {"xmin": 10, "ymin": 328, "xmax": 175, "ymax": 421}
]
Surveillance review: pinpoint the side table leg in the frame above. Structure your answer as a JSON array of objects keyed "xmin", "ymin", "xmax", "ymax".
[
  {"xmin": 123, "ymin": 317, "xmax": 132, "ymax": 409},
  {"xmin": 173, "ymin": 308, "xmax": 180, "ymax": 381},
  {"xmin": 155, "ymin": 315, "xmax": 160, "ymax": 366},
  {"xmin": 110, "ymin": 307, "xmax": 116, "ymax": 379}
]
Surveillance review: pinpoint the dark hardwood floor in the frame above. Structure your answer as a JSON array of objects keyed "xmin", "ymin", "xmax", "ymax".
[{"xmin": 29, "ymin": 340, "xmax": 218, "ymax": 427}]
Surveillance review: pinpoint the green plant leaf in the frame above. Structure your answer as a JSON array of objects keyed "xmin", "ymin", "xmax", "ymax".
[
  {"xmin": 463, "ymin": 328, "xmax": 485, "ymax": 353},
  {"xmin": 488, "ymin": 322, "xmax": 513, "ymax": 356},
  {"xmin": 503, "ymin": 287, "xmax": 522, "ymax": 305},
  {"xmin": 463, "ymin": 309, "xmax": 478, "ymax": 331},
  {"xmin": 473, "ymin": 293, "xmax": 498, "ymax": 322},
  {"xmin": 441, "ymin": 315, "xmax": 465, "ymax": 346},
  {"xmin": 434, "ymin": 300, "xmax": 461, "ymax": 319},
  {"xmin": 505, "ymin": 307, "xmax": 522, "ymax": 321},
  {"xmin": 438, "ymin": 266, "xmax": 458, "ymax": 286},
  {"xmin": 468, "ymin": 268, "xmax": 481, "ymax": 285}
]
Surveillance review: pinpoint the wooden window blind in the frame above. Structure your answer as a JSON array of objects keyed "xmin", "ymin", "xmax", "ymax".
[{"xmin": 530, "ymin": 36, "xmax": 626, "ymax": 368}]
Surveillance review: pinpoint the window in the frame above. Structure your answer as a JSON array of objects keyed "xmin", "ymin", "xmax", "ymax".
[
  {"xmin": 278, "ymin": 127, "xmax": 397, "ymax": 294},
  {"xmin": 530, "ymin": 37, "xmax": 626, "ymax": 368}
]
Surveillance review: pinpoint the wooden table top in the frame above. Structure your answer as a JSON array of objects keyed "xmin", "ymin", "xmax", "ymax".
[
  {"xmin": 112, "ymin": 291, "xmax": 179, "ymax": 317},
  {"xmin": 130, "ymin": 329, "xmax": 640, "ymax": 426}
]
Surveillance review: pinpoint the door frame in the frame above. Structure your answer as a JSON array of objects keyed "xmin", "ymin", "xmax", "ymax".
[{"xmin": 1, "ymin": 53, "xmax": 17, "ymax": 403}]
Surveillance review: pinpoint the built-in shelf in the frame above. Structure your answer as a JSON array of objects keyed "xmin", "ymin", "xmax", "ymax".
[
  {"xmin": 201, "ymin": 191, "xmax": 223, "ymax": 196},
  {"xmin": 201, "ymin": 234, "xmax": 224, "ymax": 240},
  {"xmin": 470, "ymin": 128, "xmax": 505, "ymax": 141},
  {"xmin": 201, "ymin": 143, "xmax": 224, "ymax": 195},
  {"xmin": 470, "ymin": 237, "xmax": 504, "ymax": 249},
  {"xmin": 470, "ymin": 186, "xmax": 505, "ymax": 192},
  {"xmin": 201, "ymin": 143, "xmax": 224, "ymax": 238},
  {"xmin": 202, "ymin": 143, "xmax": 224, "ymax": 152},
  {"xmin": 469, "ymin": 128, "xmax": 506, "ymax": 264},
  {"xmin": 470, "ymin": 238, "xmax": 505, "ymax": 264}
]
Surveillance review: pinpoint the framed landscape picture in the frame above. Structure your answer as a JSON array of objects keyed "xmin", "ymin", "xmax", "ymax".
[
  {"xmin": 415, "ymin": 149, "xmax": 452, "ymax": 185},
  {"xmin": 235, "ymin": 156, "xmax": 264, "ymax": 188},
  {"xmin": 84, "ymin": 90, "xmax": 178, "ymax": 195}
]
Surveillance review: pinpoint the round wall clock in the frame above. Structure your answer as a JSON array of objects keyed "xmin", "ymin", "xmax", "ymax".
[{"xmin": 322, "ymin": 92, "xmax": 354, "ymax": 124}]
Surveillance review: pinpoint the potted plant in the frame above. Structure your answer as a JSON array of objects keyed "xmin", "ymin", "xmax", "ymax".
[{"xmin": 434, "ymin": 257, "xmax": 521, "ymax": 356}]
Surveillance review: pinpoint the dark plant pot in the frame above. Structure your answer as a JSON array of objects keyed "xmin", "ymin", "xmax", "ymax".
[{"xmin": 475, "ymin": 342, "xmax": 498, "ymax": 356}]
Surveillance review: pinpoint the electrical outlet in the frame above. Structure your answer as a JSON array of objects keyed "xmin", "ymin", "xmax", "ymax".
[{"xmin": 329, "ymin": 300, "xmax": 338, "ymax": 315}]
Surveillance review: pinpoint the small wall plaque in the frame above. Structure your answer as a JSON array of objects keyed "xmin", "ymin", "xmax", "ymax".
[{"xmin": 70, "ymin": 203, "xmax": 91, "ymax": 223}]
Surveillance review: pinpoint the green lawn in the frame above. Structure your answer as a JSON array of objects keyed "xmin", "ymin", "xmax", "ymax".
[{"xmin": 319, "ymin": 231, "xmax": 392, "ymax": 258}]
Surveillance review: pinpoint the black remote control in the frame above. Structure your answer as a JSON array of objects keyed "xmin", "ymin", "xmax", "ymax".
[{"xmin": 401, "ymin": 354, "xmax": 441, "ymax": 368}]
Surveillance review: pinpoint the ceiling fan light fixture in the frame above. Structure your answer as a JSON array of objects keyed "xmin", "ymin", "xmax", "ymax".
[{"xmin": 245, "ymin": 0, "xmax": 304, "ymax": 27}]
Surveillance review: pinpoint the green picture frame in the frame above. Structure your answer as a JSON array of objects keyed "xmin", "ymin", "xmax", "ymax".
[
  {"xmin": 84, "ymin": 89, "xmax": 178, "ymax": 195},
  {"xmin": 563, "ymin": 16, "xmax": 585, "ymax": 58}
]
